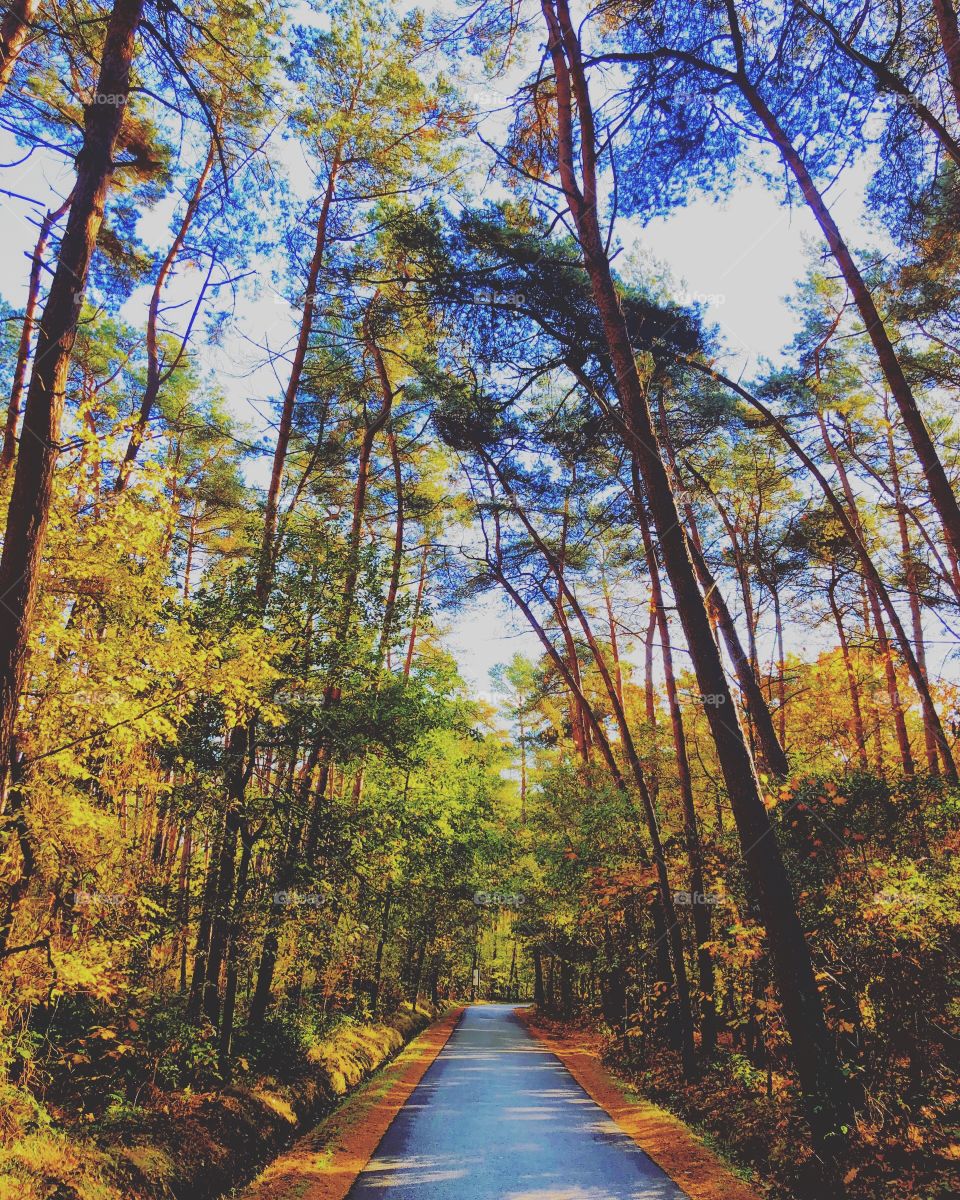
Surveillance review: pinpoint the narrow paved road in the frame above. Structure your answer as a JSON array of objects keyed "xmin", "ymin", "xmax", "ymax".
[{"xmin": 346, "ymin": 1004, "xmax": 689, "ymax": 1200}]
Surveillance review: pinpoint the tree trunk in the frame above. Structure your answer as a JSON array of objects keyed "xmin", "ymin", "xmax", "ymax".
[
  {"xmin": 403, "ymin": 543, "xmax": 429, "ymax": 676},
  {"xmin": 542, "ymin": 0, "xmax": 851, "ymax": 1149},
  {"xmin": 885, "ymin": 411, "xmax": 938, "ymax": 773},
  {"xmin": 256, "ymin": 159, "xmax": 340, "ymax": 602},
  {"xmin": 816, "ymin": 415, "xmax": 915, "ymax": 775},
  {"xmin": 636, "ymin": 488, "xmax": 717, "ymax": 1054},
  {"xmin": 685, "ymin": 529, "xmax": 789, "ymax": 778},
  {"xmin": 649, "ymin": 449, "xmax": 789, "ymax": 779},
  {"xmin": 495, "ymin": 461, "xmax": 695, "ymax": 1074},
  {"xmin": 771, "ymin": 582, "xmax": 787, "ymax": 748},
  {"xmin": 934, "ymin": 0, "xmax": 960, "ymax": 118},
  {"xmin": 377, "ymin": 428, "xmax": 404, "ymax": 664},
  {"xmin": 533, "ymin": 946, "xmax": 545, "ymax": 1007},
  {"xmin": 196, "ymin": 723, "xmax": 250, "ymax": 1026},
  {"xmin": 827, "ymin": 575, "xmax": 870, "ymax": 770},
  {"xmin": 371, "ymin": 880, "xmax": 393, "ymax": 1013},
  {"xmin": 701, "ymin": 364, "xmax": 957, "ymax": 781},
  {"xmin": 0, "ymin": 190, "xmax": 74, "ymax": 482},
  {"xmin": 218, "ymin": 818, "xmax": 256, "ymax": 1072},
  {"xmin": 0, "ymin": 0, "xmax": 39, "ymax": 95},
  {"xmin": 116, "ymin": 134, "xmax": 218, "ymax": 490},
  {"xmin": 737, "ymin": 70, "xmax": 960, "ymax": 569},
  {"xmin": 0, "ymin": 0, "xmax": 146, "ymax": 790}
]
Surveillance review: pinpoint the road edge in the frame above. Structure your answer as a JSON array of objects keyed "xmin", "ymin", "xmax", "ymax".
[
  {"xmin": 514, "ymin": 1007, "xmax": 766, "ymax": 1200},
  {"xmin": 237, "ymin": 1005, "xmax": 465, "ymax": 1200}
]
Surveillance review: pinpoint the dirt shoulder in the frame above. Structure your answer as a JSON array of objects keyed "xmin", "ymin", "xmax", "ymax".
[
  {"xmin": 515, "ymin": 1007, "xmax": 766, "ymax": 1200},
  {"xmin": 236, "ymin": 1006, "xmax": 464, "ymax": 1200}
]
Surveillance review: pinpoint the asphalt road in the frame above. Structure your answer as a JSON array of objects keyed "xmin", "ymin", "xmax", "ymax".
[{"xmin": 346, "ymin": 1003, "xmax": 690, "ymax": 1200}]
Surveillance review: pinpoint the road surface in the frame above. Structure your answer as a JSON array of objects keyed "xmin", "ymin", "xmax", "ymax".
[{"xmin": 346, "ymin": 1003, "xmax": 689, "ymax": 1200}]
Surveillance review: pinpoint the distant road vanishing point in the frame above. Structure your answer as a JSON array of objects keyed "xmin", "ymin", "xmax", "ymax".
[{"xmin": 346, "ymin": 1004, "xmax": 690, "ymax": 1200}]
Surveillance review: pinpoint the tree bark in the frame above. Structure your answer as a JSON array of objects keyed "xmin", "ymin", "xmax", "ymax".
[
  {"xmin": 685, "ymin": 531, "xmax": 790, "ymax": 778},
  {"xmin": 885, "ymin": 411, "xmax": 938, "ymax": 772},
  {"xmin": 0, "ymin": 0, "xmax": 39, "ymax": 95},
  {"xmin": 816, "ymin": 415, "xmax": 916, "ymax": 775},
  {"xmin": 403, "ymin": 543, "xmax": 429, "ymax": 676},
  {"xmin": 652, "ymin": 440, "xmax": 789, "ymax": 779},
  {"xmin": 694, "ymin": 361, "xmax": 957, "ymax": 782},
  {"xmin": 492, "ymin": 459, "xmax": 696, "ymax": 1074},
  {"xmin": 0, "ymin": 0, "xmax": 146, "ymax": 790},
  {"xmin": 116, "ymin": 134, "xmax": 218, "ymax": 490},
  {"xmin": 827, "ymin": 574, "xmax": 870, "ymax": 771},
  {"xmin": 734, "ymin": 67, "xmax": 960, "ymax": 570},
  {"xmin": 0, "ymin": 190, "xmax": 73, "ymax": 481},
  {"xmin": 541, "ymin": 0, "xmax": 850, "ymax": 1148},
  {"xmin": 934, "ymin": 0, "xmax": 960, "ymax": 119},
  {"xmin": 636, "ymin": 483, "xmax": 717, "ymax": 1054},
  {"xmin": 256, "ymin": 159, "xmax": 340, "ymax": 602}
]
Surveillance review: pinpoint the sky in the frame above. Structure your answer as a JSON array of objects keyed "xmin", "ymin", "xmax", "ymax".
[{"xmin": 0, "ymin": 5, "xmax": 897, "ymax": 704}]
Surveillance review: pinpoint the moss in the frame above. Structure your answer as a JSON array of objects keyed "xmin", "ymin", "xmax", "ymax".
[
  {"xmin": 0, "ymin": 1127, "xmax": 124, "ymax": 1200},
  {"xmin": 0, "ymin": 1005, "xmax": 443, "ymax": 1200}
]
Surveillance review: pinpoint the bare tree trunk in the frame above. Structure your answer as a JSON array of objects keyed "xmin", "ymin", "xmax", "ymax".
[
  {"xmin": 885, "ymin": 411, "xmax": 938, "ymax": 773},
  {"xmin": 541, "ymin": 0, "xmax": 850, "ymax": 1148},
  {"xmin": 730, "ymin": 39, "xmax": 960, "ymax": 568},
  {"xmin": 685, "ymin": 530, "xmax": 789, "ymax": 778},
  {"xmin": 182, "ymin": 501, "xmax": 198, "ymax": 600},
  {"xmin": 700, "ymin": 363, "xmax": 956, "ymax": 781},
  {"xmin": 116, "ymin": 135, "xmax": 218, "ymax": 490},
  {"xmin": 256, "ymin": 159, "xmax": 340, "ymax": 602},
  {"xmin": 533, "ymin": 946, "xmax": 545, "ymax": 1007},
  {"xmin": 934, "ymin": 0, "xmax": 960, "ymax": 118},
  {"xmin": 403, "ymin": 544, "xmax": 429, "ymax": 677},
  {"xmin": 866, "ymin": 578, "xmax": 916, "ymax": 775},
  {"xmin": 0, "ymin": 0, "xmax": 146, "ymax": 793},
  {"xmin": 0, "ymin": 190, "xmax": 73, "ymax": 481},
  {"xmin": 303, "ymin": 322, "xmax": 394, "ymax": 862},
  {"xmin": 377, "ymin": 428, "xmax": 404, "ymax": 664},
  {"xmin": 652, "ymin": 443, "xmax": 788, "ymax": 779},
  {"xmin": 860, "ymin": 580, "xmax": 888, "ymax": 774},
  {"xmin": 827, "ymin": 575, "xmax": 869, "ymax": 770},
  {"xmin": 218, "ymin": 818, "xmax": 257, "ymax": 1072},
  {"xmin": 0, "ymin": 0, "xmax": 39, "ymax": 94},
  {"xmin": 247, "ymin": 744, "xmax": 320, "ymax": 1027},
  {"xmin": 371, "ymin": 879, "xmax": 393, "ymax": 1013},
  {"xmin": 493, "ymin": 461, "xmax": 696, "ymax": 1075},
  {"xmin": 636, "ymin": 492, "xmax": 717, "ymax": 1053},
  {"xmin": 177, "ymin": 818, "xmax": 192, "ymax": 993},
  {"xmin": 771, "ymin": 582, "xmax": 787, "ymax": 748},
  {"xmin": 816, "ymin": 415, "xmax": 915, "ymax": 775},
  {"xmin": 601, "ymin": 566, "xmax": 624, "ymax": 702}
]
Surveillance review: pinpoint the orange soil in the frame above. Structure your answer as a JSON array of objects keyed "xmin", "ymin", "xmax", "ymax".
[
  {"xmin": 515, "ymin": 1008, "xmax": 767, "ymax": 1200},
  {"xmin": 237, "ymin": 1007, "xmax": 465, "ymax": 1200}
]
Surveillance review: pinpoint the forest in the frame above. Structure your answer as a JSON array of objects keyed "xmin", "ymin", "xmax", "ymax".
[{"xmin": 0, "ymin": 1, "xmax": 958, "ymax": 1198}]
